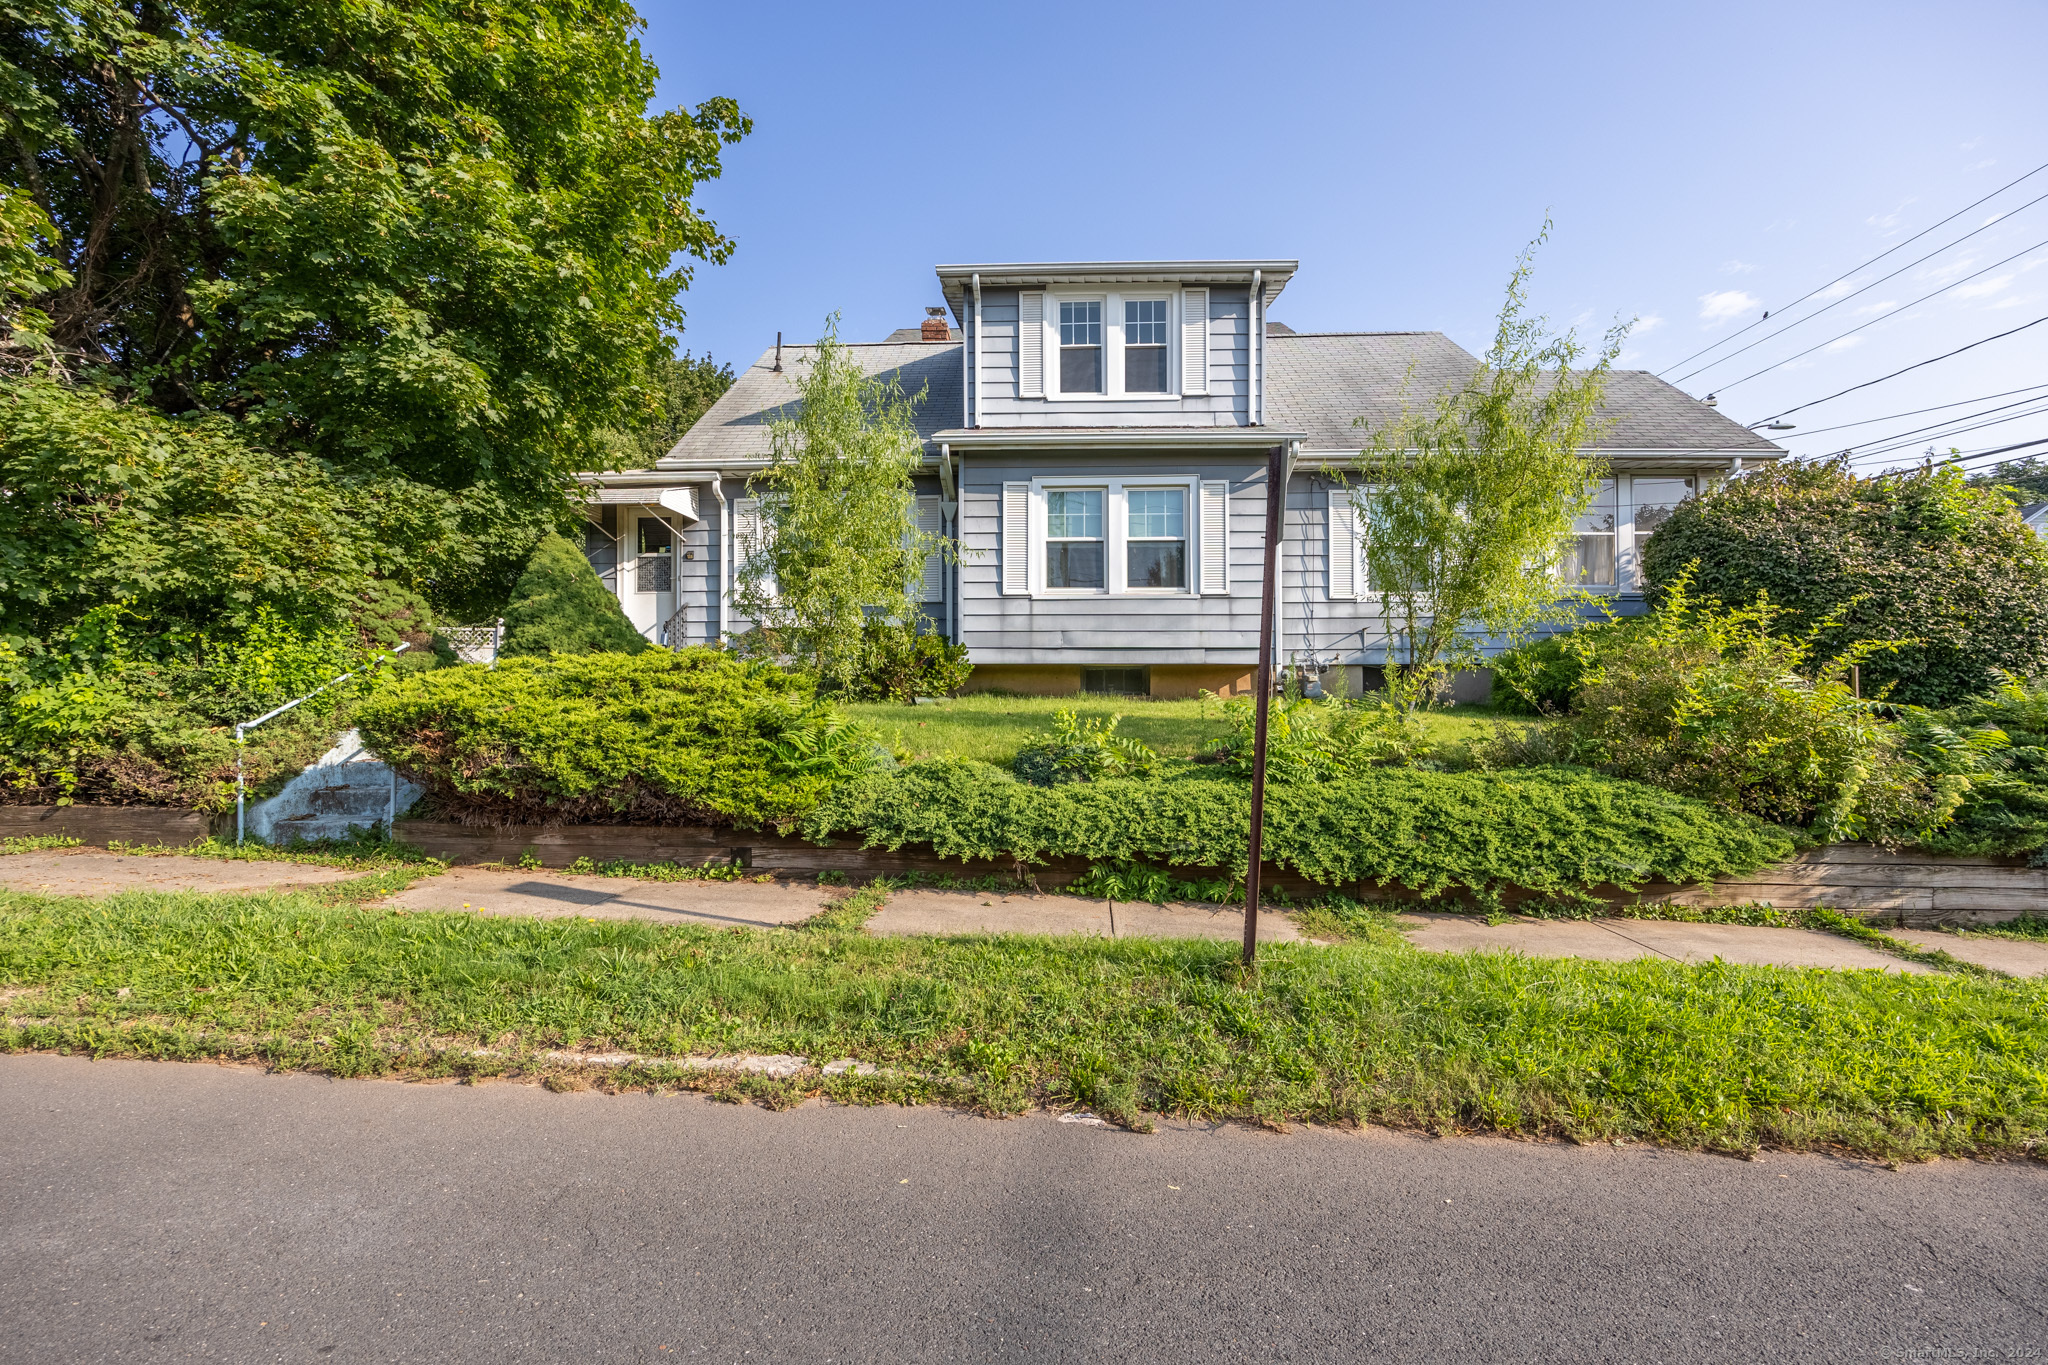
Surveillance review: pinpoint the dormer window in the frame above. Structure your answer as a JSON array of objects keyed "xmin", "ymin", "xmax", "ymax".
[
  {"xmin": 1059, "ymin": 300, "xmax": 1103, "ymax": 394},
  {"xmin": 1124, "ymin": 299, "xmax": 1169, "ymax": 393}
]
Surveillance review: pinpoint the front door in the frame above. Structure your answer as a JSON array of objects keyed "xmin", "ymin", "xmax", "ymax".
[{"xmin": 627, "ymin": 512, "xmax": 675, "ymax": 642}]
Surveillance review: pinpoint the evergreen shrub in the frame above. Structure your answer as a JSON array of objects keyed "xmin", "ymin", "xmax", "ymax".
[
  {"xmin": 499, "ymin": 534, "xmax": 648, "ymax": 658},
  {"xmin": 358, "ymin": 648, "xmax": 879, "ymax": 828},
  {"xmin": 805, "ymin": 758, "xmax": 1794, "ymax": 900}
]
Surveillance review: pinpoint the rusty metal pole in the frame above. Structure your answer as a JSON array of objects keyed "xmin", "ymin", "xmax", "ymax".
[{"xmin": 1242, "ymin": 445, "xmax": 1285, "ymax": 972}]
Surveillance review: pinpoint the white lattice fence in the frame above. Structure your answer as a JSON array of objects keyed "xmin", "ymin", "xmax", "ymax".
[{"xmin": 441, "ymin": 621, "xmax": 503, "ymax": 665}]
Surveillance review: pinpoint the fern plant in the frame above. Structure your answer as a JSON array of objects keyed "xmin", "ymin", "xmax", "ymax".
[{"xmin": 1012, "ymin": 709, "xmax": 1159, "ymax": 786}]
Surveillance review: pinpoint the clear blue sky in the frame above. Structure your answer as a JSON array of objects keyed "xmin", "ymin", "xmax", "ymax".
[{"xmin": 641, "ymin": 0, "xmax": 2048, "ymax": 476}]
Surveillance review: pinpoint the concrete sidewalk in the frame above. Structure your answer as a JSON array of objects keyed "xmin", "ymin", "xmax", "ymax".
[
  {"xmin": 0, "ymin": 850, "xmax": 359, "ymax": 897},
  {"xmin": 1397, "ymin": 912, "xmax": 1934, "ymax": 973},
  {"xmin": 386, "ymin": 866, "xmax": 832, "ymax": 930},
  {"xmin": 867, "ymin": 887, "xmax": 1306, "ymax": 943}
]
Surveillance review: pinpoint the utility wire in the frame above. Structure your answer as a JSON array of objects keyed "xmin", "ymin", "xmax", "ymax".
[
  {"xmin": 1671, "ymin": 189, "xmax": 2048, "ymax": 384},
  {"xmin": 1746, "ymin": 314, "xmax": 2048, "ymax": 423},
  {"xmin": 1793, "ymin": 382, "xmax": 2048, "ymax": 437},
  {"xmin": 1867, "ymin": 434, "xmax": 2048, "ymax": 475},
  {"xmin": 1836, "ymin": 392, "xmax": 2048, "ymax": 453},
  {"xmin": 1709, "ymin": 235, "xmax": 2048, "ymax": 396},
  {"xmin": 1656, "ymin": 159, "xmax": 2048, "ymax": 378},
  {"xmin": 1845, "ymin": 400, "xmax": 2048, "ymax": 460}
]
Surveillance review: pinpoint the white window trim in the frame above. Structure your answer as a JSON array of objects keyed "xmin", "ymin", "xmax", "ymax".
[
  {"xmin": 1027, "ymin": 475, "xmax": 1202, "ymax": 598},
  {"xmin": 1042, "ymin": 290, "xmax": 1184, "ymax": 402}
]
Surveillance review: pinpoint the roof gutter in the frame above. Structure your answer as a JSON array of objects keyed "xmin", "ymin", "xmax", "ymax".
[{"xmin": 937, "ymin": 428, "xmax": 1306, "ymax": 449}]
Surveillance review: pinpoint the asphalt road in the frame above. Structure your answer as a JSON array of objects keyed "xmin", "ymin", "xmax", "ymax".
[{"xmin": 3, "ymin": 1055, "xmax": 2044, "ymax": 1364}]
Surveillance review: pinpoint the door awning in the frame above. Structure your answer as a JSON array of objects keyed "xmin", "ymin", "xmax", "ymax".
[{"xmin": 584, "ymin": 486, "xmax": 699, "ymax": 520}]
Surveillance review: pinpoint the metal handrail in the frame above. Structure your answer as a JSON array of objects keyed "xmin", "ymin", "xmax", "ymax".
[{"xmin": 234, "ymin": 643, "xmax": 410, "ymax": 844}]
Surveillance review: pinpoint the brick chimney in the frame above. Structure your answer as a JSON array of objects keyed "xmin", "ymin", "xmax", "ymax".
[{"xmin": 921, "ymin": 307, "xmax": 950, "ymax": 341}]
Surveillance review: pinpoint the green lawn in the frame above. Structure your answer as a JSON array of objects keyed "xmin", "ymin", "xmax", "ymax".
[
  {"xmin": 4, "ymin": 887, "xmax": 2043, "ymax": 1159},
  {"xmin": 845, "ymin": 694, "xmax": 1510, "ymax": 765}
]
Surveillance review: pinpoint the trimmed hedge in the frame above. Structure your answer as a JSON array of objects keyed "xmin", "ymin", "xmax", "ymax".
[
  {"xmin": 358, "ymin": 649, "xmax": 876, "ymax": 828},
  {"xmin": 805, "ymin": 759, "xmax": 1798, "ymax": 899}
]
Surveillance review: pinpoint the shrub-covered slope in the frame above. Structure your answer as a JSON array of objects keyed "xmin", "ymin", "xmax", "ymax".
[
  {"xmin": 807, "ymin": 759, "xmax": 1796, "ymax": 899},
  {"xmin": 358, "ymin": 649, "xmax": 876, "ymax": 828}
]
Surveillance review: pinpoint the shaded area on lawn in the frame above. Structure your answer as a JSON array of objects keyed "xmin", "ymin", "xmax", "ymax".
[
  {"xmin": 2, "ymin": 889, "xmax": 2043, "ymax": 1160},
  {"xmin": 843, "ymin": 695, "xmax": 1505, "ymax": 767}
]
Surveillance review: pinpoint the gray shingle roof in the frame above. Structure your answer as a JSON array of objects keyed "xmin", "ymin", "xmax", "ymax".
[
  {"xmin": 1264, "ymin": 332, "xmax": 1781, "ymax": 453},
  {"xmin": 660, "ymin": 341, "xmax": 963, "ymax": 469},
  {"xmin": 659, "ymin": 331, "xmax": 1783, "ymax": 468}
]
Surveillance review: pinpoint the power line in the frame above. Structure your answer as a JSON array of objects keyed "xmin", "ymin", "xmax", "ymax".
[
  {"xmin": 1867, "ymin": 434, "xmax": 2048, "ymax": 476},
  {"xmin": 1709, "ymin": 235, "xmax": 2048, "ymax": 396},
  {"xmin": 1837, "ymin": 392, "xmax": 2048, "ymax": 453},
  {"xmin": 1655, "ymin": 159, "xmax": 2048, "ymax": 378},
  {"xmin": 1793, "ymin": 382, "xmax": 2048, "ymax": 437},
  {"xmin": 1845, "ymin": 399, "xmax": 2048, "ymax": 460},
  {"xmin": 1750, "ymin": 314, "xmax": 2048, "ymax": 422},
  {"xmin": 1672, "ymin": 189, "xmax": 2048, "ymax": 385}
]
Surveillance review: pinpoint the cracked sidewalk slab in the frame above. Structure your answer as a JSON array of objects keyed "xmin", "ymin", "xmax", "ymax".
[{"xmin": 1397, "ymin": 912, "xmax": 1934, "ymax": 973}]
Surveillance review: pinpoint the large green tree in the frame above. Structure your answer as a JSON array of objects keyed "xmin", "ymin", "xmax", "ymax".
[
  {"xmin": 1640, "ymin": 458, "xmax": 2048, "ymax": 706},
  {"xmin": 1349, "ymin": 230, "xmax": 1626, "ymax": 704},
  {"xmin": 0, "ymin": 0, "xmax": 748, "ymax": 623}
]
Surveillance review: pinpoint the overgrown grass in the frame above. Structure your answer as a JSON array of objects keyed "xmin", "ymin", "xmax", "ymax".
[
  {"xmin": 844, "ymin": 694, "xmax": 1503, "ymax": 766},
  {"xmin": 1962, "ymin": 915, "xmax": 2048, "ymax": 943},
  {"xmin": 3, "ymin": 889, "xmax": 2043, "ymax": 1159},
  {"xmin": 105, "ymin": 832, "xmax": 442, "ymax": 869}
]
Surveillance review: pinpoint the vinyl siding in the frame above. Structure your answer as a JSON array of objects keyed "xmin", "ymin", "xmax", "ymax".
[
  {"xmin": 973, "ymin": 287, "xmax": 1252, "ymax": 428},
  {"xmin": 958, "ymin": 450, "xmax": 1274, "ymax": 664}
]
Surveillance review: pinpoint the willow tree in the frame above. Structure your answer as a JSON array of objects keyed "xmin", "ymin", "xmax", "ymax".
[
  {"xmin": 735, "ymin": 318, "xmax": 940, "ymax": 686},
  {"xmin": 1351, "ymin": 228, "xmax": 1627, "ymax": 705}
]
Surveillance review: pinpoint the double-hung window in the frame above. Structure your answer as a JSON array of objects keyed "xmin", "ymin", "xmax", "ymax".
[
  {"xmin": 1125, "ymin": 488, "xmax": 1186, "ymax": 589},
  {"xmin": 1558, "ymin": 480, "xmax": 1617, "ymax": 588},
  {"xmin": 1045, "ymin": 489, "xmax": 1105, "ymax": 589},
  {"xmin": 1059, "ymin": 300, "xmax": 1103, "ymax": 395},
  {"xmin": 1626, "ymin": 477, "xmax": 1693, "ymax": 587},
  {"xmin": 1123, "ymin": 299, "xmax": 1169, "ymax": 393}
]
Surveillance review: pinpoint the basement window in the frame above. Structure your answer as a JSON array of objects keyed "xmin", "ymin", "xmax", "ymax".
[{"xmin": 1082, "ymin": 667, "xmax": 1149, "ymax": 697}]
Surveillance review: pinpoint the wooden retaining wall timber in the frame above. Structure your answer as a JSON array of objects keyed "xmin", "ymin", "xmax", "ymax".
[{"xmin": 0, "ymin": 805, "xmax": 209, "ymax": 847}]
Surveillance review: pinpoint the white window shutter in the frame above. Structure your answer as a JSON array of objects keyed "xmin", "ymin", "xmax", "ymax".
[
  {"xmin": 1001, "ymin": 482, "xmax": 1030, "ymax": 595},
  {"xmin": 1181, "ymin": 289, "xmax": 1209, "ymax": 395},
  {"xmin": 915, "ymin": 495, "xmax": 944, "ymax": 602},
  {"xmin": 734, "ymin": 497, "xmax": 776, "ymax": 602},
  {"xmin": 1327, "ymin": 496, "xmax": 1357, "ymax": 600},
  {"xmin": 1199, "ymin": 480, "xmax": 1229, "ymax": 594},
  {"xmin": 1018, "ymin": 291, "xmax": 1045, "ymax": 398}
]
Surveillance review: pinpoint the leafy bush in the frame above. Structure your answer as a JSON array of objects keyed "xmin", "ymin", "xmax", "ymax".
[
  {"xmin": 1488, "ymin": 616, "xmax": 1650, "ymax": 715},
  {"xmin": 498, "ymin": 534, "xmax": 648, "ymax": 658},
  {"xmin": 1013, "ymin": 710, "xmax": 1159, "ymax": 786},
  {"xmin": 806, "ymin": 758, "xmax": 1795, "ymax": 902},
  {"xmin": 1640, "ymin": 458, "xmax": 2048, "ymax": 706},
  {"xmin": 843, "ymin": 620, "xmax": 972, "ymax": 703},
  {"xmin": 0, "ymin": 604, "xmax": 396, "ymax": 810},
  {"xmin": 358, "ymin": 648, "xmax": 880, "ymax": 829},
  {"xmin": 1543, "ymin": 573, "xmax": 1955, "ymax": 843},
  {"xmin": 1068, "ymin": 861, "xmax": 1238, "ymax": 903}
]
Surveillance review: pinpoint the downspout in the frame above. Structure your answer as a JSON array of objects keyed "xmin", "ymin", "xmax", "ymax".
[
  {"xmin": 970, "ymin": 273, "xmax": 982, "ymax": 429},
  {"xmin": 1250, "ymin": 269, "xmax": 1262, "ymax": 426},
  {"xmin": 952, "ymin": 449, "xmax": 965, "ymax": 644},
  {"xmin": 960, "ymin": 290, "xmax": 969, "ymax": 429},
  {"xmin": 937, "ymin": 442, "xmax": 956, "ymax": 643},
  {"xmin": 1276, "ymin": 439, "xmax": 1297, "ymax": 678},
  {"xmin": 710, "ymin": 473, "xmax": 727, "ymax": 645}
]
